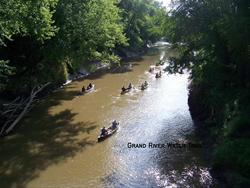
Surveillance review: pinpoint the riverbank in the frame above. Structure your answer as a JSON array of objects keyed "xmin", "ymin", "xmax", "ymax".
[
  {"xmin": 188, "ymin": 83, "xmax": 250, "ymax": 188},
  {"xmin": 58, "ymin": 46, "xmax": 149, "ymax": 86},
  {"xmin": 0, "ymin": 46, "xmax": 148, "ymax": 99}
]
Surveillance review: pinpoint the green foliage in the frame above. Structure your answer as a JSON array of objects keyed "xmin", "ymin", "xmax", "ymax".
[
  {"xmin": 165, "ymin": 0, "xmax": 250, "ymax": 185},
  {"xmin": 166, "ymin": 0, "xmax": 250, "ymax": 126},
  {"xmin": 0, "ymin": 0, "xmax": 59, "ymax": 92},
  {"xmin": 0, "ymin": 0, "xmax": 58, "ymax": 45},
  {"xmin": 118, "ymin": 0, "xmax": 166, "ymax": 49},
  {"xmin": 53, "ymin": 0, "xmax": 127, "ymax": 67},
  {"xmin": 224, "ymin": 114, "xmax": 250, "ymax": 138},
  {"xmin": 0, "ymin": 60, "xmax": 15, "ymax": 90},
  {"xmin": 214, "ymin": 139, "xmax": 250, "ymax": 178}
]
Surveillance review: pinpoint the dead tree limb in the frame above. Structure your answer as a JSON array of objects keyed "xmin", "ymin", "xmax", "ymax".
[{"xmin": 0, "ymin": 82, "xmax": 50, "ymax": 136}]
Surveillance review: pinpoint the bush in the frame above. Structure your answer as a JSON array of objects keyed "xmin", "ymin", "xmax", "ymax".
[
  {"xmin": 214, "ymin": 139, "xmax": 250, "ymax": 178},
  {"xmin": 225, "ymin": 115, "xmax": 250, "ymax": 138}
]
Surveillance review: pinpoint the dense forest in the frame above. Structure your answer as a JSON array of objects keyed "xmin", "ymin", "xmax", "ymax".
[
  {"xmin": 165, "ymin": 0, "xmax": 250, "ymax": 187},
  {"xmin": 0, "ymin": 0, "xmax": 166, "ymax": 96}
]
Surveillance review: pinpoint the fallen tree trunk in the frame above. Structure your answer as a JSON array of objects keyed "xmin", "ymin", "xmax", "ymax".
[{"xmin": 0, "ymin": 83, "xmax": 50, "ymax": 136}]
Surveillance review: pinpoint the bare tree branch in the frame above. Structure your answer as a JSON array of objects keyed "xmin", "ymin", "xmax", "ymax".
[{"xmin": 1, "ymin": 82, "xmax": 50, "ymax": 136}]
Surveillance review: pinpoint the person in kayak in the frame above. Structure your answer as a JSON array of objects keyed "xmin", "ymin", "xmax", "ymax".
[
  {"xmin": 101, "ymin": 127, "xmax": 107, "ymax": 136},
  {"xmin": 81, "ymin": 86, "xmax": 86, "ymax": 93},
  {"xmin": 87, "ymin": 83, "xmax": 93, "ymax": 90},
  {"xmin": 128, "ymin": 83, "xmax": 132, "ymax": 89},
  {"xmin": 121, "ymin": 86, "xmax": 126, "ymax": 92},
  {"xmin": 111, "ymin": 120, "xmax": 118, "ymax": 129}
]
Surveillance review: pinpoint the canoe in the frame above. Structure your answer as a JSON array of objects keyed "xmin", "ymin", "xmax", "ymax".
[
  {"xmin": 155, "ymin": 74, "xmax": 161, "ymax": 78},
  {"xmin": 79, "ymin": 85, "xmax": 95, "ymax": 95},
  {"xmin": 98, "ymin": 126, "xmax": 118, "ymax": 142},
  {"xmin": 141, "ymin": 84, "xmax": 148, "ymax": 90},
  {"xmin": 155, "ymin": 60, "xmax": 164, "ymax": 66},
  {"xmin": 84, "ymin": 85, "xmax": 95, "ymax": 93},
  {"xmin": 149, "ymin": 68, "xmax": 154, "ymax": 73},
  {"xmin": 120, "ymin": 87, "xmax": 132, "ymax": 95}
]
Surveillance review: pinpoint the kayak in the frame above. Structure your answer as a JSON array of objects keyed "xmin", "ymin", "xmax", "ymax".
[
  {"xmin": 120, "ymin": 87, "xmax": 132, "ymax": 95},
  {"xmin": 98, "ymin": 126, "xmax": 118, "ymax": 142}
]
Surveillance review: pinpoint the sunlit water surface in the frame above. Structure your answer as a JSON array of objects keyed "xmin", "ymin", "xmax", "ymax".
[{"xmin": 0, "ymin": 45, "xmax": 217, "ymax": 188}]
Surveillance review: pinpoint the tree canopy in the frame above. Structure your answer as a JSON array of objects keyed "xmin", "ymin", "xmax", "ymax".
[
  {"xmin": 0, "ymin": 0, "xmax": 166, "ymax": 94},
  {"xmin": 119, "ymin": 0, "xmax": 167, "ymax": 49}
]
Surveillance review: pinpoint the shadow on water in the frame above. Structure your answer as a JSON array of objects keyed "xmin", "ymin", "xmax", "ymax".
[
  {"xmin": 146, "ymin": 48, "xmax": 161, "ymax": 56},
  {"xmin": 76, "ymin": 62, "xmax": 141, "ymax": 82},
  {"xmin": 121, "ymin": 56, "xmax": 144, "ymax": 62},
  {"xmin": 0, "ymin": 89, "xmax": 98, "ymax": 188}
]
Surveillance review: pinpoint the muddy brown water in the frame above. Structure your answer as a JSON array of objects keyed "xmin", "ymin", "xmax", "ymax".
[{"xmin": 0, "ymin": 46, "xmax": 217, "ymax": 188}]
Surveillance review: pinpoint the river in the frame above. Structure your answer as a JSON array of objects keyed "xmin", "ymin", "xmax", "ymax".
[{"xmin": 0, "ymin": 45, "xmax": 217, "ymax": 188}]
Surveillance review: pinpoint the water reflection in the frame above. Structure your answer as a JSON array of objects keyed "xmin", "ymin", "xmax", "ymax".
[{"xmin": 103, "ymin": 50, "xmax": 216, "ymax": 187}]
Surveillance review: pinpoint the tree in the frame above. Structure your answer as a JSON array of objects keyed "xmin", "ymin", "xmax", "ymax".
[
  {"xmin": 118, "ymin": 0, "xmax": 166, "ymax": 49},
  {"xmin": 0, "ymin": 0, "xmax": 58, "ymax": 92},
  {"xmin": 0, "ymin": 0, "xmax": 58, "ymax": 45},
  {"xmin": 51, "ymin": 0, "xmax": 127, "ymax": 69}
]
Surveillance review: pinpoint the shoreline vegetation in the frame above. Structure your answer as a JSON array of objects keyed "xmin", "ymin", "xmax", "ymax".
[
  {"xmin": 0, "ymin": 0, "xmax": 167, "ymax": 99},
  {"xmin": 166, "ymin": 1, "xmax": 250, "ymax": 187},
  {"xmin": 62, "ymin": 46, "xmax": 149, "ymax": 87}
]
